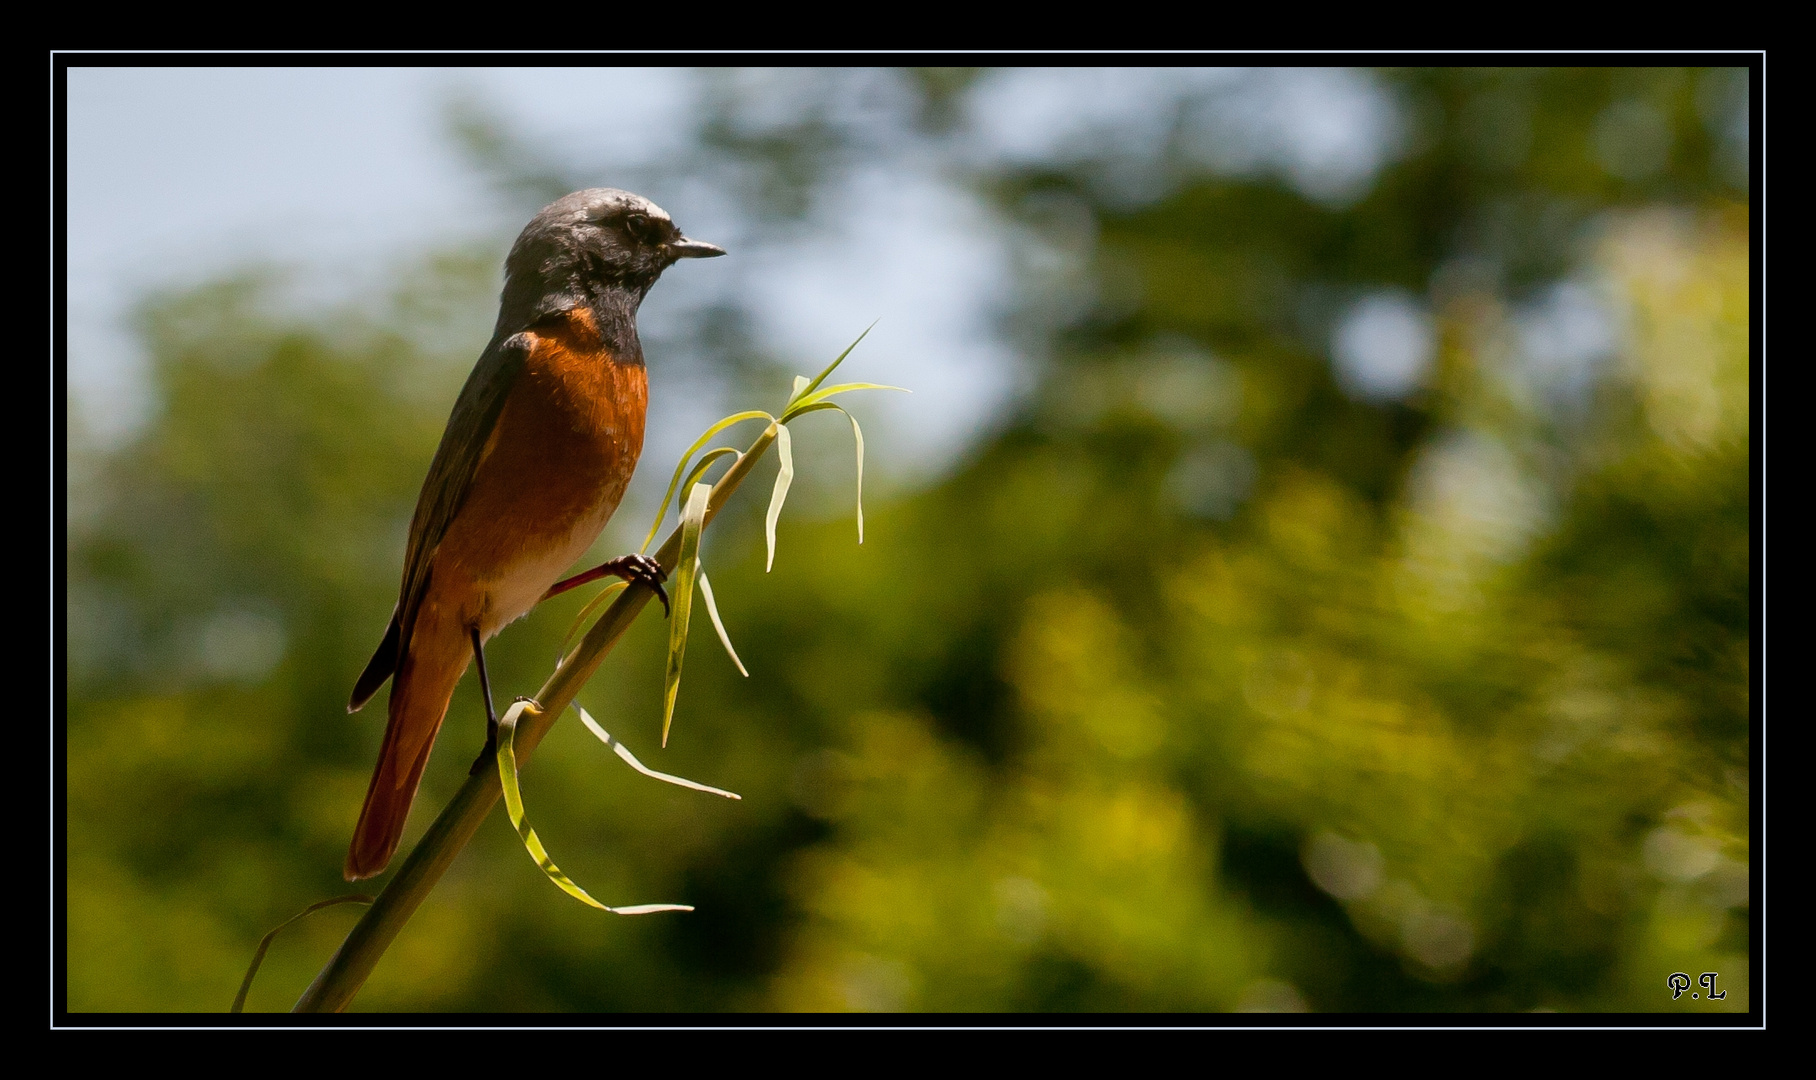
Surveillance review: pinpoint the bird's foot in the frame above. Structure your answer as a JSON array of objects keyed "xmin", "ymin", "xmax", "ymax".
[
  {"xmin": 469, "ymin": 729, "xmax": 497, "ymax": 776},
  {"xmin": 542, "ymin": 554, "xmax": 671, "ymax": 617},
  {"xmin": 606, "ymin": 554, "xmax": 671, "ymax": 617}
]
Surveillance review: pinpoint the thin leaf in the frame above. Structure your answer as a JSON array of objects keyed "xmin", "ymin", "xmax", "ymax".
[
  {"xmin": 764, "ymin": 422, "xmax": 794, "ymax": 573},
  {"xmin": 804, "ymin": 381, "xmax": 911, "ymax": 396},
  {"xmin": 496, "ymin": 700, "xmax": 692, "ymax": 915},
  {"xmin": 642, "ymin": 411, "xmax": 774, "ymax": 553},
  {"xmin": 233, "ymin": 894, "xmax": 372, "ymax": 1013},
  {"xmin": 847, "ymin": 409, "xmax": 867, "ymax": 545},
  {"xmin": 790, "ymin": 374, "xmax": 810, "ymax": 405},
  {"xmin": 786, "ymin": 322, "xmax": 876, "ymax": 411},
  {"xmin": 555, "ymin": 581, "xmax": 628, "ymax": 666},
  {"xmin": 780, "ymin": 402, "xmax": 871, "ymax": 544},
  {"xmin": 662, "ymin": 483, "xmax": 710, "ymax": 747},
  {"xmin": 574, "ymin": 704, "xmax": 741, "ymax": 798},
  {"xmin": 697, "ymin": 568, "xmax": 749, "ymax": 676},
  {"xmin": 782, "ymin": 382, "xmax": 910, "ymax": 421},
  {"xmin": 603, "ymin": 905, "xmax": 699, "ymax": 916},
  {"xmin": 680, "ymin": 447, "xmax": 741, "ymax": 503}
]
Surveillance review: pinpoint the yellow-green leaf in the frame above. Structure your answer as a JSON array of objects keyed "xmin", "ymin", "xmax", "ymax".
[
  {"xmin": 681, "ymin": 447, "xmax": 742, "ymax": 501},
  {"xmin": 788, "ymin": 322, "xmax": 877, "ymax": 411},
  {"xmin": 643, "ymin": 411, "xmax": 774, "ymax": 554},
  {"xmin": 782, "ymin": 382, "xmax": 909, "ymax": 422},
  {"xmin": 846, "ymin": 409, "xmax": 867, "ymax": 545},
  {"xmin": 496, "ymin": 700, "xmax": 693, "ymax": 914},
  {"xmin": 764, "ymin": 423, "xmax": 794, "ymax": 573},
  {"xmin": 574, "ymin": 704, "xmax": 740, "ymax": 799},
  {"xmin": 233, "ymin": 894, "xmax": 372, "ymax": 1012},
  {"xmin": 663, "ymin": 482, "xmax": 711, "ymax": 746},
  {"xmin": 777, "ymin": 401, "xmax": 870, "ymax": 544},
  {"xmin": 697, "ymin": 568, "xmax": 749, "ymax": 676}
]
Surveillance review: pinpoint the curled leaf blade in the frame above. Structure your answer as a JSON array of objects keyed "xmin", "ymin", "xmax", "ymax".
[
  {"xmin": 764, "ymin": 423, "xmax": 794, "ymax": 573},
  {"xmin": 233, "ymin": 895, "xmax": 372, "ymax": 1012},
  {"xmin": 574, "ymin": 704, "xmax": 741, "ymax": 798},
  {"xmin": 782, "ymin": 382, "xmax": 909, "ymax": 421},
  {"xmin": 847, "ymin": 408, "xmax": 867, "ymax": 544},
  {"xmin": 775, "ymin": 402, "xmax": 870, "ymax": 544},
  {"xmin": 681, "ymin": 447, "xmax": 741, "ymax": 501},
  {"xmin": 496, "ymin": 700, "xmax": 692, "ymax": 915},
  {"xmin": 662, "ymin": 483, "xmax": 711, "ymax": 746},
  {"xmin": 606, "ymin": 904, "xmax": 699, "ymax": 916},
  {"xmin": 697, "ymin": 569, "xmax": 749, "ymax": 676},
  {"xmin": 642, "ymin": 411, "xmax": 774, "ymax": 554}
]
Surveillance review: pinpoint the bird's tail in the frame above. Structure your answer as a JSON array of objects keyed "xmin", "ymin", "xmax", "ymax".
[
  {"xmin": 348, "ymin": 606, "xmax": 402, "ymax": 713},
  {"xmin": 344, "ymin": 616, "xmax": 470, "ymax": 881}
]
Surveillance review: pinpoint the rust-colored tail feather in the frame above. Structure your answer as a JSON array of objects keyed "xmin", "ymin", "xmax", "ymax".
[{"xmin": 344, "ymin": 628, "xmax": 467, "ymax": 881}]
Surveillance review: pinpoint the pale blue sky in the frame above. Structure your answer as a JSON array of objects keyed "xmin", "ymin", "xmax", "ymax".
[
  {"xmin": 66, "ymin": 67, "xmax": 1028, "ymax": 479},
  {"xmin": 68, "ymin": 69, "xmax": 683, "ymax": 432},
  {"xmin": 65, "ymin": 66, "xmax": 1408, "ymax": 478}
]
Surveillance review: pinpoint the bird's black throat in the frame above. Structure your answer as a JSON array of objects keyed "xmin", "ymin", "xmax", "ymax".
[{"xmin": 582, "ymin": 287, "xmax": 646, "ymax": 367}]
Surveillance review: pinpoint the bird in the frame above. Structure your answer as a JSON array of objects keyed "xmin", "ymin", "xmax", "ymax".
[{"xmin": 342, "ymin": 188, "xmax": 725, "ymax": 881}]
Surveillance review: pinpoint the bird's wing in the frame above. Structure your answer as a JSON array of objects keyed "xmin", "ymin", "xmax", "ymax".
[{"xmin": 395, "ymin": 331, "xmax": 534, "ymax": 657}]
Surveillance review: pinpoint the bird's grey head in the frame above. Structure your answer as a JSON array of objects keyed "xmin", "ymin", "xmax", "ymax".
[{"xmin": 502, "ymin": 188, "xmax": 725, "ymax": 322}]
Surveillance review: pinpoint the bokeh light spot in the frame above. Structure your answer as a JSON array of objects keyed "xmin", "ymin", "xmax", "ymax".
[{"xmin": 1331, "ymin": 291, "xmax": 1435, "ymax": 401}]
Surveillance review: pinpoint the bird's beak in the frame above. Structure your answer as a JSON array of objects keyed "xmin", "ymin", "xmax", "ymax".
[{"xmin": 668, "ymin": 237, "xmax": 727, "ymax": 259}]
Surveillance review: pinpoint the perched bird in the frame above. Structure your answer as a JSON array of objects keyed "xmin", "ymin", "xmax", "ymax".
[{"xmin": 343, "ymin": 189, "xmax": 724, "ymax": 881}]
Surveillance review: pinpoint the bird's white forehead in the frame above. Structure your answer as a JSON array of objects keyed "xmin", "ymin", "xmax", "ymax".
[{"xmin": 573, "ymin": 190, "xmax": 671, "ymax": 223}]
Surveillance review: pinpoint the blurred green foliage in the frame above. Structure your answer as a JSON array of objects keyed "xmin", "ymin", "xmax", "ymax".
[{"xmin": 65, "ymin": 67, "xmax": 1750, "ymax": 1013}]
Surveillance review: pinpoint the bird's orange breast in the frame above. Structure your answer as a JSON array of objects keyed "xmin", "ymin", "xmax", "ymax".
[{"xmin": 428, "ymin": 308, "xmax": 648, "ymax": 635}]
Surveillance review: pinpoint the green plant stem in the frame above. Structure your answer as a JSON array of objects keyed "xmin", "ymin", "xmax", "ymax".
[{"xmin": 293, "ymin": 423, "xmax": 779, "ymax": 1013}]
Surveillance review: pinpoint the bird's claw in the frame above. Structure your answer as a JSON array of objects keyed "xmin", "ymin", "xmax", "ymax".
[{"xmin": 607, "ymin": 553, "xmax": 671, "ymax": 618}]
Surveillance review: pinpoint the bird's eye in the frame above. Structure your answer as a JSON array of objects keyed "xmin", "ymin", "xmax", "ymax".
[{"xmin": 625, "ymin": 213, "xmax": 662, "ymax": 245}]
